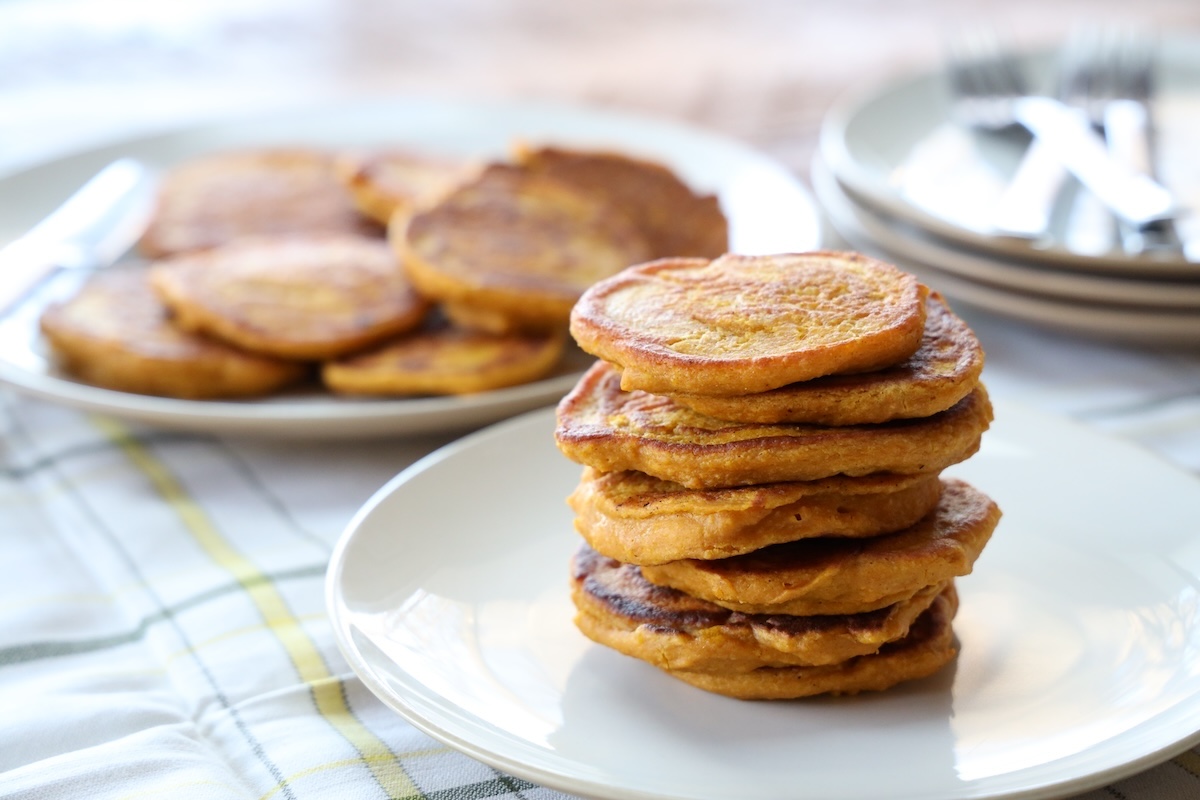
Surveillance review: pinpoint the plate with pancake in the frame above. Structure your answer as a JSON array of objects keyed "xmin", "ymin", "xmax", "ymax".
[
  {"xmin": 0, "ymin": 97, "xmax": 821, "ymax": 438},
  {"xmin": 328, "ymin": 401, "xmax": 1200, "ymax": 800}
]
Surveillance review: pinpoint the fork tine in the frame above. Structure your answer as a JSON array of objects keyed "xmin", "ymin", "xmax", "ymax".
[{"xmin": 945, "ymin": 26, "xmax": 1028, "ymax": 129}]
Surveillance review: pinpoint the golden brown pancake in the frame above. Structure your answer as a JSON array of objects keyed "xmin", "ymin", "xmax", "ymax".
[
  {"xmin": 640, "ymin": 479, "xmax": 999, "ymax": 616},
  {"xmin": 440, "ymin": 298, "xmax": 564, "ymax": 337},
  {"xmin": 513, "ymin": 144, "xmax": 728, "ymax": 259},
  {"xmin": 666, "ymin": 587, "xmax": 959, "ymax": 699},
  {"xmin": 150, "ymin": 235, "xmax": 430, "ymax": 361},
  {"xmin": 39, "ymin": 269, "xmax": 308, "ymax": 399},
  {"xmin": 554, "ymin": 360, "xmax": 993, "ymax": 489},
  {"xmin": 571, "ymin": 543, "xmax": 949, "ymax": 671},
  {"xmin": 399, "ymin": 163, "xmax": 652, "ymax": 332},
  {"xmin": 568, "ymin": 252, "xmax": 929, "ymax": 397},
  {"xmin": 322, "ymin": 314, "xmax": 565, "ymax": 396},
  {"xmin": 334, "ymin": 149, "xmax": 478, "ymax": 227},
  {"xmin": 138, "ymin": 148, "xmax": 379, "ymax": 258},
  {"xmin": 669, "ymin": 292, "xmax": 985, "ymax": 425},
  {"xmin": 569, "ymin": 468, "xmax": 943, "ymax": 565}
]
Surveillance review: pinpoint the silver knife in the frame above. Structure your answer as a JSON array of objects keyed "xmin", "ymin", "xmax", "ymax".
[{"xmin": 0, "ymin": 158, "xmax": 158, "ymax": 316}]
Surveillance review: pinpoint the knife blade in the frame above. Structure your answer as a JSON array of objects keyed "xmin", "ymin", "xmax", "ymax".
[{"xmin": 0, "ymin": 158, "xmax": 158, "ymax": 316}]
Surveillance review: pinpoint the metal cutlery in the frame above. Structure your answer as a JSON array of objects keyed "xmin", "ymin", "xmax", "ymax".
[
  {"xmin": 948, "ymin": 29, "xmax": 1178, "ymax": 231},
  {"xmin": 1074, "ymin": 27, "xmax": 1182, "ymax": 254},
  {"xmin": 0, "ymin": 158, "xmax": 157, "ymax": 317}
]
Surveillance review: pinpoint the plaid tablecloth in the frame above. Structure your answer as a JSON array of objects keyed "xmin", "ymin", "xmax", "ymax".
[{"xmin": 2, "ymin": 304, "xmax": 1200, "ymax": 800}]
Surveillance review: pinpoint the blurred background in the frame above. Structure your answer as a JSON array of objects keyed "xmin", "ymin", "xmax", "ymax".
[{"xmin": 3, "ymin": 0, "xmax": 1196, "ymax": 180}]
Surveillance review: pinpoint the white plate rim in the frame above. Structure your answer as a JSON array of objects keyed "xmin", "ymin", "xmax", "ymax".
[
  {"xmin": 0, "ymin": 96, "xmax": 822, "ymax": 438},
  {"xmin": 818, "ymin": 40, "xmax": 1200, "ymax": 277},
  {"xmin": 813, "ymin": 155, "xmax": 1200, "ymax": 346},
  {"xmin": 327, "ymin": 403, "xmax": 1200, "ymax": 800}
]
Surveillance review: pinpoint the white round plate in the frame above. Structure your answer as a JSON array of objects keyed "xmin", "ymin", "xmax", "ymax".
[
  {"xmin": 814, "ymin": 156, "xmax": 1200, "ymax": 347},
  {"xmin": 328, "ymin": 404, "xmax": 1200, "ymax": 800},
  {"xmin": 813, "ymin": 157, "xmax": 1200, "ymax": 309},
  {"xmin": 819, "ymin": 40, "xmax": 1200, "ymax": 277},
  {"xmin": 0, "ymin": 97, "xmax": 821, "ymax": 438}
]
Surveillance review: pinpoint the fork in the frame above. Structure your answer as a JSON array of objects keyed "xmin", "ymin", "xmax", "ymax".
[
  {"xmin": 1067, "ymin": 27, "xmax": 1182, "ymax": 254},
  {"xmin": 947, "ymin": 28, "xmax": 1178, "ymax": 230}
]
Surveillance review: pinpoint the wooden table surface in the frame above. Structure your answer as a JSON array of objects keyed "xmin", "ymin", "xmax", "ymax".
[{"xmin": 1, "ymin": 0, "xmax": 1196, "ymax": 181}]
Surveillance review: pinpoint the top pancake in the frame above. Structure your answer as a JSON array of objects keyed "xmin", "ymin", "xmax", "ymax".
[
  {"xmin": 399, "ymin": 163, "xmax": 652, "ymax": 331},
  {"xmin": 668, "ymin": 291, "xmax": 984, "ymax": 425},
  {"xmin": 569, "ymin": 251, "xmax": 929, "ymax": 397},
  {"xmin": 138, "ymin": 148, "xmax": 379, "ymax": 258},
  {"xmin": 513, "ymin": 144, "xmax": 729, "ymax": 260}
]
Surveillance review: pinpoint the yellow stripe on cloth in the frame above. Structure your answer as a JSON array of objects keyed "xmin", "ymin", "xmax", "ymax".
[{"xmin": 97, "ymin": 419, "xmax": 418, "ymax": 799}]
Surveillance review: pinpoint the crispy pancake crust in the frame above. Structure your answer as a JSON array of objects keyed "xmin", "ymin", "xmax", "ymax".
[
  {"xmin": 640, "ymin": 479, "xmax": 999, "ymax": 615},
  {"xmin": 570, "ymin": 468, "xmax": 944, "ymax": 565},
  {"xmin": 513, "ymin": 144, "xmax": 728, "ymax": 259},
  {"xmin": 39, "ymin": 269, "xmax": 308, "ymax": 399},
  {"xmin": 334, "ymin": 149, "xmax": 477, "ymax": 227},
  {"xmin": 669, "ymin": 292, "xmax": 984, "ymax": 425},
  {"xmin": 322, "ymin": 316, "xmax": 565, "ymax": 395},
  {"xmin": 150, "ymin": 235, "xmax": 430, "ymax": 361},
  {"xmin": 399, "ymin": 163, "xmax": 652, "ymax": 331},
  {"xmin": 666, "ymin": 587, "xmax": 959, "ymax": 699},
  {"xmin": 138, "ymin": 148, "xmax": 379, "ymax": 258},
  {"xmin": 571, "ymin": 543, "xmax": 948, "ymax": 671},
  {"xmin": 569, "ymin": 252, "xmax": 929, "ymax": 396},
  {"xmin": 554, "ymin": 361, "xmax": 993, "ymax": 489}
]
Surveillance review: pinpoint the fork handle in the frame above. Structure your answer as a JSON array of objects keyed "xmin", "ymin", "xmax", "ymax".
[{"xmin": 1012, "ymin": 95, "xmax": 1176, "ymax": 227}]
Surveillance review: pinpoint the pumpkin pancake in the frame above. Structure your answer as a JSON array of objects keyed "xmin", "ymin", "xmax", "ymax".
[
  {"xmin": 150, "ymin": 235, "xmax": 430, "ymax": 361},
  {"xmin": 139, "ymin": 148, "xmax": 379, "ymax": 258},
  {"xmin": 440, "ymin": 298, "xmax": 561, "ymax": 336},
  {"xmin": 398, "ymin": 163, "xmax": 652, "ymax": 332},
  {"xmin": 568, "ymin": 252, "xmax": 929, "ymax": 397},
  {"xmin": 666, "ymin": 587, "xmax": 959, "ymax": 699},
  {"xmin": 571, "ymin": 543, "xmax": 948, "ymax": 672},
  {"xmin": 334, "ymin": 149, "xmax": 478, "ymax": 227},
  {"xmin": 669, "ymin": 292, "xmax": 985, "ymax": 425},
  {"xmin": 322, "ymin": 314, "xmax": 565, "ymax": 396},
  {"xmin": 39, "ymin": 269, "xmax": 307, "ymax": 399},
  {"xmin": 569, "ymin": 468, "xmax": 943, "ymax": 565},
  {"xmin": 554, "ymin": 361, "xmax": 992, "ymax": 489},
  {"xmin": 513, "ymin": 144, "xmax": 728, "ymax": 259},
  {"xmin": 640, "ymin": 479, "xmax": 998, "ymax": 616}
]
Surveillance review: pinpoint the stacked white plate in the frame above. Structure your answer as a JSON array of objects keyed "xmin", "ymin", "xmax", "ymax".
[{"xmin": 816, "ymin": 39, "xmax": 1200, "ymax": 347}]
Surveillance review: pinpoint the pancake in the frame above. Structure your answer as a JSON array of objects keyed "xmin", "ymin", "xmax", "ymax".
[
  {"xmin": 554, "ymin": 360, "xmax": 993, "ymax": 489},
  {"xmin": 568, "ymin": 252, "xmax": 929, "ymax": 397},
  {"xmin": 399, "ymin": 163, "xmax": 652, "ymax": 332},
  {"xmin": 39, "ymin": 269, "xmax": 308, "ymax": 399},
  {"xmin": 513, "ymin": 144, "xmax": 728, "ymax": 259},
  {"xmin": 150, "ymin": 234, "xmax": 430, "ymax": 361},
  {"xmin": 571, "ymin": 543, "xmax": 949, "ymax": 672},
  {"xmin": 640, "ymin": 479, "xmax": 999, "ymax": 616},
  {"xmin": 668, "ymin": 292, "xmax": 985, "ymax": 425},
  {"xmin": 138, "ymin": 147, "xmax": 378, "ymax": 258},
  {"xmin": 334, "ymin": 148, "xmax": 477, "ymax": 227},
  {"xmin": 322, "ymin": 314, "xmax": 565, "ymax": 395},
  {"xmin": 440, "ymin": 298, "xmax": 562, "ymax": 336},
  {"xmin": 569, "ymin": 468, "xmax": 943, "ymax": 565},
  {"xmin": 666, "ymin": 587, "xmax": 959, "ymax": 699}
]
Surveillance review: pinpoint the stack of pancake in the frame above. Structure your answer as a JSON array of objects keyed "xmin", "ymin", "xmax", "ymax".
[{"xmin": 554, "ymin": 251, "xmax": 1000, "ymax": 699}]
